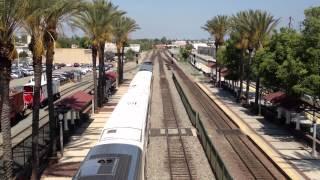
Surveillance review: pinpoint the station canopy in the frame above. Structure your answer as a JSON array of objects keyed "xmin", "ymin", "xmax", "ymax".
[{"xmin": 56, "ymin": 91, "xmax": 92, "ymax": 112}]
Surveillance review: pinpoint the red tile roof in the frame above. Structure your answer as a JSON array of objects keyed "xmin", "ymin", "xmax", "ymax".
[
  {"xmin": 105, "ymin": 71, "xmax": 117, "ymax": 80},
  {"xmin": 264, "ymin": 91, "xmax": 286, "ymax": 103}
]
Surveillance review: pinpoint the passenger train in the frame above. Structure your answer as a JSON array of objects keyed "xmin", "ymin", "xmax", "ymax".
[{"xmin": 73, "ymin": 62, "xmax": 153, "ymax": 180}]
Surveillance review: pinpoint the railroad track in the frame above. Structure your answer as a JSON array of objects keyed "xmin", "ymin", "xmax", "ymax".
[
  {"xmin": 161, "ymin": 51, "xmax": 286, "ymax": 179},
  {"xmin": 157, "ymin": 51, "xmax": 193, "ymax": 180}
]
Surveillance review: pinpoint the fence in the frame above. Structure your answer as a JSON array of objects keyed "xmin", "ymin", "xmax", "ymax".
[
  {"xmin": 0, "ymin": 121, "xmax": 51, "ymax": 179},
  {"xmin": 172, "ymin": 73, "xmax": 233, "ymax": 180}
]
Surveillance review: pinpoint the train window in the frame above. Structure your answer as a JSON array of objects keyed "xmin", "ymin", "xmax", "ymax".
[{"xmin": 107, "ymin": 129, "xmax": 117, "ymax": 134}]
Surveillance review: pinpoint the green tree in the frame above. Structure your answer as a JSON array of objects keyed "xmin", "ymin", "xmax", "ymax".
[
  {"xmin": 43, "ymin": 0, "xmax": 80, "ymax": 159},
  {"xmin": 23, "ymin": 0, "xmax": 48, "ymax": 179},
  {"xmin": 125, "ymin": 49, "xmax": 135, "ymax": 61},
  {"xmin": 228, "ymin": 26, "xmax": 249, "ymax": 101},
  {"xmin": 113, "ymin": 16, "xmax": 139, "ymax": 83},
  {"xmin": 301, "ymin": 7, "xmax": 320, "ymax": 75},
  {"xmin": 160, "ymin": 36, "xmax": 167, "ymax": 44},
  {"xmin": 220, "ymin": 39, "xmax": 242, "ymax": 89},
  {"xmin": 233, "ymin": 10, "xmax": 279, "ymax": 106},
  {"xmin": 260, "ymin": 28, "xmax": 304, "ymax": 94},
  {"xmin": 179, "ymin": 44, "xmax": 193, "ymax": 60},
  {"xmin": 203, "ymin": 15, "xmax": 230, "ymax": 86},
  {"xmin": 0, "ymin": 0, "xmax": 25, "ymax": 178},
  {"xmin": 72, "ymin": 0, "xmax": 122, "ymax": 107}
]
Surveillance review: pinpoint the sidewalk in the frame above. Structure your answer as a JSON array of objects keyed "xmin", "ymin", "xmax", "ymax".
[
  {"xmin": 175, "ymin": 60, "xmax": 320, "ymax": 179},
  {"xmin": 41, "ymin": 80, "xmax": 131, "ymax": 180}
]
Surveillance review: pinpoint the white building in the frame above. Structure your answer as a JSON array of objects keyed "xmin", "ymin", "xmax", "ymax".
[
  {"xmin": 124, "ymin": 44, "xmax": 140, "ymax": 53},
  {"xmin": 192, "ymin": 43, "xmax": 208, "ymax": 50},
  {"xmin": 172, "ymin": 40, "xmax": 187, "ymax": 47},
  {"xmin": 105, "ymin": 42, "xmax": 117, "ymax": 53}
]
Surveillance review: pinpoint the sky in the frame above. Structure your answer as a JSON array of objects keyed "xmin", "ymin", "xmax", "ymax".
[{"xmin": 68, "ymin": 0, "xmax": 320, "ymax": 40}]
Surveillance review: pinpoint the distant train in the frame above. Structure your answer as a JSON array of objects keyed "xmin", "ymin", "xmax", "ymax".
[{"xmin": 74, "ymin": 64, "xmax": 153, "ymax": 180}]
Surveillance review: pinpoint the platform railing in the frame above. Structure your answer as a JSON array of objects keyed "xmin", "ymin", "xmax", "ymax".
[{"xmin": 173, "ymin": 73, "xmax": 233, "ymax": 180}]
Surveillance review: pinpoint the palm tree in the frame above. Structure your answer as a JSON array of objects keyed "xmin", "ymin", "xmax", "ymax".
[
  {"xmin": 113, "ymin": 16, "xmax": 140, "ymax": 83},
  {"xmin": 202, "ymin": 15, "xmax": 229, "ymax": 86},
  {"xmin": 233, "ymin": 10, "xmax": 278, "ymax": 106},
  {"xmin": 23, "ymin": 1, "xmax": 47, "ymax": 179},
  {"xmin": 230, "ymin": 29, "xmax": 249, "ymax": 102},
  {"xmin": 71, "ymin": 2, "xmax": 99, "ymax": 110},
  {"xmin": 0, "ymin": 1, "xmax": 25, "ymax": 178},
  {"xmin": 252, "ymin": 11, "xmax": 279, "ymax": 110},
  {"xmin": 43, "ymin": 0, "xmax": 80, "ymax": 158},
  {"xmin": 72, "ymin": 0, "xmax": 123, "ymax": 107}
]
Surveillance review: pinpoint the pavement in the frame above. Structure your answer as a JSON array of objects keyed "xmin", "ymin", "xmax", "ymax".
[{"xmin": 174, "ymin": 57, "xmax": 320, "ymax": 179}]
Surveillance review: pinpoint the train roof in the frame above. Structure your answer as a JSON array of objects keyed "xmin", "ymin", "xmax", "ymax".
[
  {"xmin": 142, "ymin": 60, "xmax": 153, "ymax": 65},
  {"xmin": 73, "ymin": 144, "xmax": 141, "ymax": 180},
  {"xmin": 128, "ymin": 71, "xmax": 152, "ymax": 94},
  {"xmin": 139, "ymin": 64, "xmax": 153, "ymax": 72},
  {"xmin": 98, "ymin": 92, "xmax": 149, "ymax": 149}
]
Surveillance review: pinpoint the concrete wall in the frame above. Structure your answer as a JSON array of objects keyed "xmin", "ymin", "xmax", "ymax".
[{"xmin": 54, "ymin": 48, "xmax": 92, "ymax": 64}]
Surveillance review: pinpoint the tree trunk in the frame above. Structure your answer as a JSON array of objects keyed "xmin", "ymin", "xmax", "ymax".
[
  {"xmin": 238, "ymin": 54, "xmax": 244, "ymax": 102},
  {"xmin": 245, "ymin": 50, "xmax": 253, "ymax": 105},
  {"xmin": 254, "ymin": 76, "xmax": 260, "ymax": 113},
  {"xmin": 45, "ymin": 40, "xmax": 56, "ymax": 158},
  {"xmin": 97, "ymin": 42, "xmax": 105, "ymax": 107},
  {"xmin": 0, "ymin": 58, "xmax": 13, "ymax": 180},
  {"xmin": 215, "ymin": 44, "xmax": 219, "ymax": 86},
  {"xmin": 31, "ymin": 56, "xmax": 42, "ymax": 180},
  {"xmin": 92, "ymin": 46, "xmax": 98, "ymax": 111},
  {"xmin": 121, "ymin": 46, "xmax": 125, "ymax": 82},
  {"xmin": 219, "ymin": 67, "xmax": 222, "ymax": 87},
  {"xmin": 117, "ymin": 47, "xmax": 121, "ymax": 84}
]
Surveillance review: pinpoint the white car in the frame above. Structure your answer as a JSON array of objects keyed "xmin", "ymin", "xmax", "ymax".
[{"xmin": 11, "ymin": 73, "xmax": 19, "ymax": 79}]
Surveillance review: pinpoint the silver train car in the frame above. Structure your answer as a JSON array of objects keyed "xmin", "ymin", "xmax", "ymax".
[{"xmin": 73, "ymin": 68, "xmax": 153, "ymax": 180}]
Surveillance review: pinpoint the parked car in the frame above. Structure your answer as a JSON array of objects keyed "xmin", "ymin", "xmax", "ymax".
[
  {"xmin": 21, "ymin": 68, "xmax": 33, "ymax": 76},
  {"xmin": 74, "ymin": 63, "xmax": 80, "ymax": 67},
  {"xmin": 11, "ymin": 69, "xmax": 23, "ymax": 78},
  {"xmin": 54, "ymin": 71, "xmax": 73, "ymax": 80},
  {"xmin": 11, "ymin": 73, "xmax": 19, "ymax": 79}
]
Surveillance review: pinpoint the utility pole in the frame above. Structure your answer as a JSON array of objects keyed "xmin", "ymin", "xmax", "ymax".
[{"xmin": 288, "ymin": 16, "xmax": 293, "ymax": 29}]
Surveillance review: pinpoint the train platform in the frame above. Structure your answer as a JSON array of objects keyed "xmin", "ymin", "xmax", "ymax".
[
  {"xmin": 41, "ymin": 80, "xmax": 131, "ymax": 180},
  {"xmin": 173, "ymin": 57, "xmax": 320, "ymax": 179}
]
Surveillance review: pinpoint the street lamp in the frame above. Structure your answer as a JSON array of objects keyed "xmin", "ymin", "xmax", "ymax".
[
  {"xmin": 56, "ymin": 105, "xmax": 68, "ymax": 157},
  {"xmin": 258, "ymin": 87, "xmax": 263, "ymax": 116},
  {"xmin": 312, "ymin": 65, "xmax": 320, "ymax": 158}
]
